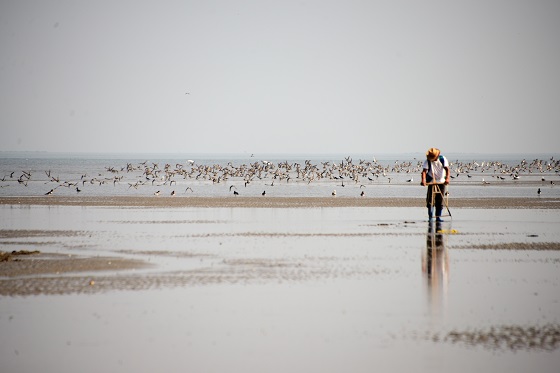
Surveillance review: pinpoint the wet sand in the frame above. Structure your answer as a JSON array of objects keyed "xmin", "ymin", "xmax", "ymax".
[
  {"xmin": 1, "ymin": 196, "xmax": 559, "ymax": 297},
  {"xmin": 1, "ymin": 196, "xmax": 559, "ymax": 296},
  {"xmin": 2, "ymin": 195, "xmax": 560, "ymax": 208},
  {"xmin": 1, "ymin": 198, "xmax": 559, "ymax": 372}
]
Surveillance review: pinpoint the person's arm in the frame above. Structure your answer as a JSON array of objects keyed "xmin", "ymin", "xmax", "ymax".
[
  {"xmin": 444, "ymin": 166, "xmax": 450, "ymax": 185},
  {"xmin": 421, "ymin": 169, "xmax": 427, "ymax": 186}
]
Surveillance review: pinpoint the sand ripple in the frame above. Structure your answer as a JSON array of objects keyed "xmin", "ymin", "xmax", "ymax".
[{"xmin": 427, "ymin": 324, "xmax": 560, "ymax": 352}]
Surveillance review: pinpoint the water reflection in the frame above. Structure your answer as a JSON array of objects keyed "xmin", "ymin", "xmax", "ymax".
[{"xmin": 422, "ymin": 221, "xmax": 449, "ymax": 316}]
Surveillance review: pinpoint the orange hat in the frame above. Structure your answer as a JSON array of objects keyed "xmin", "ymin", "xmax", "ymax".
[{"xmin": 426, "ymin": 148, "xmax": 440, "ymax": 161}]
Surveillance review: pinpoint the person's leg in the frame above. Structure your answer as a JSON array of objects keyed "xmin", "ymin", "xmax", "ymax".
[
  {"xmin": 435, "ymin": 185, "xmax": 446, "ymax": 221},
  {"xmin": 426, "ymin": 185, "xmax": 434, "ymax": 220}
]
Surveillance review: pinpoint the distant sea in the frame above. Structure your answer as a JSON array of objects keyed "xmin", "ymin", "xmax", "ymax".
[{"xmin": 1, "ymin": 152, "xmax": 559, "ymax": 199}]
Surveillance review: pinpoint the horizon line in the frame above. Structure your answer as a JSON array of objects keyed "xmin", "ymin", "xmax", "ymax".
[{"xmin": 1, "ymin": 150, "xmax": 559, "ymax": 158}]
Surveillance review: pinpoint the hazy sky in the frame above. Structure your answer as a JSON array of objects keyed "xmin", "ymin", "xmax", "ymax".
[{"xmin": 1, "ymin": 0, "xmax": 559, "ymax": 155}]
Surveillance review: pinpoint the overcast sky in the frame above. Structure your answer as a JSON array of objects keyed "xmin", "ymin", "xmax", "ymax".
[{"xmin": 1, "ymin": 0, "xmax": 559, "ymax": 156}]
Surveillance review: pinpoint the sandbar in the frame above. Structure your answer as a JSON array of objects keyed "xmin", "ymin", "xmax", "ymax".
[{"xmin": 2, "ymin": 196, "xmax": 560, "ymax": 208}]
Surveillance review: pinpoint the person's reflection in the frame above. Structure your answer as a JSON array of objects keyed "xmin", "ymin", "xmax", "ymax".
[{"xmin": 422, "ymin": 221, "xmax": 449, "ymax": 316}]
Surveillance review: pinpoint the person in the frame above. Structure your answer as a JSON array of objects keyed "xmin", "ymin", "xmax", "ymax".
[{"xmin": 420, "ymin": 147, "xmax": 450, "ymax": 221}]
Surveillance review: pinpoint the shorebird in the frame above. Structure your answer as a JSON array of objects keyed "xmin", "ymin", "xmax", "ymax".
[
  {"xmin": 171, "ymin": 190, "xmax": 176, "ymax": 196},
  {"xmin": 154, "ymin": 191, "xmax": 160, "ymax": 196},
  {"xmin": 45, "ymin": 189, "xmax": 54, "ymax": 195},
  {"xmin": 406, "ymin": 177, "xmax": 413, "ymax": 182},
  {"xmin": 360, "ymin": 191, "xmax": 365, "ymax": 197},
  {"xmin": 332, "ymin": 190, "xmax": 336, "ymax": 196},
  {"xmin": 538, "ymin": 188, "xmax": 541, "ymax": 195},
  {"xmin": 262, "ymin": 190, "xmax": 266, "ymax": 196},
  {"xmin": 233, "ymin": 190, "xmax": 239, "ymax": 196}
]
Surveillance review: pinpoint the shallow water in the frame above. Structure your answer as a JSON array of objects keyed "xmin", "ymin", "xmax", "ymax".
[{"xmin": 1, "ymin": 205, "xmax": 560, "ymax": 372}]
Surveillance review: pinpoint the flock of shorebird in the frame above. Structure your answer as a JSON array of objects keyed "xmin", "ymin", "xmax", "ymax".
[{"xmin": 1, "ymin": 156, "xmax": 558, "ymax": 197}]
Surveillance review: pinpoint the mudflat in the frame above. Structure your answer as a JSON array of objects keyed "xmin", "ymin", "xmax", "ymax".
[
  {"xmin": 1, "ymin": 196, "xmax": 560, "ymax": 208},
  {"xmin": 1, "ymin": 198, "xmax": 559, "ymax": 373}
]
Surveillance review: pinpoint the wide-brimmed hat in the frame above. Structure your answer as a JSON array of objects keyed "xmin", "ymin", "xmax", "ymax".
[{"xmin": 426, "ymin": 147, "xmax": 440, "ymax": 161}]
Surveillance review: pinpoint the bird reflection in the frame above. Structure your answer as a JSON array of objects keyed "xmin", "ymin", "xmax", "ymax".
[{"xmin": 422, "ymin": 221, "xmax": 449, "ymax": 316}]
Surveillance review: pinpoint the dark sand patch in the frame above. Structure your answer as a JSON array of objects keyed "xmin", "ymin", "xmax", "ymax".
[
  {"xmin": 108, "ymin": 219, "xmax": 227, "ymax": 224},
  {"xmin": 0, "ymin": 250, "xmax": 150, "ymax": 279},
  {"xmin": 0, "ymin": 252, "xmax": 387, "ymax": 296},
  {"xmin": 426, "ymin": 324, "xmax": 560, "ymax": 352},
  {"xmin": 452, "ymin": 242, "xmax": 560, "ymax": 251},
  {"xmin": 0, "ymin": 229, "xmax": 87, "ymax": 239},
  {"xmin": 2, "ymin": 196, "xmax": 560, "ymax": 209},
  {"xmin": 0, "ymin": 250, "xmax": 41, "ymax": 262}
]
